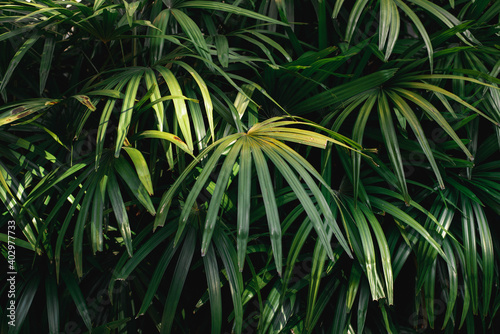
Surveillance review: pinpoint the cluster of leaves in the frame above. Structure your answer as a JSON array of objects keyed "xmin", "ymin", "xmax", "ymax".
[{"xmin": 1, "ymin": 0, "xmax": 500, "ymax": 333}]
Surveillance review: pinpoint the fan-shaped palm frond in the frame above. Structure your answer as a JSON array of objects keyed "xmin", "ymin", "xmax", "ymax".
[{"xmin": 1, "ymin": 1, "xmax": 500, "ymax": 333}]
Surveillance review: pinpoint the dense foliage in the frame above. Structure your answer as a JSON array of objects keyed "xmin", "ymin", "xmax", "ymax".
[{"xmin": 1, "ymin": 0, "xmax": 500, "ymax": 333}]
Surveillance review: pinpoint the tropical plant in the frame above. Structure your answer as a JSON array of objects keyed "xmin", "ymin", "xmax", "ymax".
[{"xmin": 1, "ymin": 0, "xmax": 499, "ymax": 333}]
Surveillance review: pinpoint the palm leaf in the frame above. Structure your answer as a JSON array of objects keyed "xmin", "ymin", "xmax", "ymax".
[
  {"xmin": 174, "ymin": 61, "xmax": 215, "ymax": 142},
  {"xmin": 61, "ymin": 270, "xmax": 93, "ymax": 332},
  {"xmin": 144, "ymin": 68, "xmax": 166, "ymax": 131},
  {"xmin": 160, "ymin": 227, "xmax": 196, "ymax": 334},
  {"xmin": 39, "ymin": 36, "xmax": 55, "ymax": 96},
  {"xmin": 73, "ymin": 180, "xmax": 96, "ymax": 278},
  {"xmin": 213, "ymin": 227, "xmax": 244, "ymax": 334},
  {"xmin": 91, "ymin": 175, "xmax": 106, "ymax": 254},
  {"xmin": 472, "ymin": 201, "xmax": 494, "ymax": 317},
  {"xmin": 155, "ymin": 65, "xmax": 194, "ymax": 152},
  {"xmin": 202, "ymin": 243, "xmax": 223, "ymax": 334},
  {"xmin": 386, "ymin": 90, "xmax": 445, "ymax": 189},
  {"xmin": 345, "ymin": 0, "xmax": 370, "ymax": 45},
  {"xmin": 107, "ymin": 172, "xmax": 133, "ymax": 257},
  {"xmin": 378, "ymin": 90, "xmax": 410, "ymax": 203},
  {"xmin": 291, "ymin": 69, "xmax": 398, "ymax": 115},
  {"xmin": 177, "ymin": 1, "xmax": 288, "ymax": 26},
  {"xmin": 170, "ymin": 8, "xmax": 212, "ymax": 67},
  {"xmin": 45, "ymin": 276, "xmax": 60, "ymax": 334},
  {"xmin": 115, "ymin": 70, "xmax": 143, "ymax": 157},
  {"xmin": 114, "ymin": 155, "xmax": 155, "ymax": 215},
  {"xmin": 236, "ymin": 138, "xmax": 252, "ymax": 271},
  {"xmin": 369, "ymin": 196, "xmax": 449, "ymax": 263},
  {"xmin": 250, "ymin": 140, "xmax": 283, "ymax": 276},
  {"xmin": 0, "ymin": 32, "xmax": 41, "ymax": 97},
  {"xmin": 10, "ymin": 276, "xmax": 40, "ymax": 334},
  {"xmin": 202, "ymin": 139, "xmax": 243, "ymax": 255}
]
